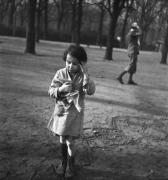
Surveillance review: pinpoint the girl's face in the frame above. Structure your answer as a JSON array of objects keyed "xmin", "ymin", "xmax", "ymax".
[{"xmin": 66, "ymin": 53, "xmax": 80, "ymax": 74}]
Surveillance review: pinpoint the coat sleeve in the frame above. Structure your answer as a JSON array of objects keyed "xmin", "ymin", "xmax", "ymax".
[
  {"xmin": 83, "ymin": 78, "xmax": 96, "ymax": 95},
  {"xmin": 48, "ymin": 71, "xmax": 62, "ymax": 99}
]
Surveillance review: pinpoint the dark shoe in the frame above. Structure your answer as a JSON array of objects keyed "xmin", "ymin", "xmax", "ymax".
[
  {"xmin": 116, "ymin": 77, "xmax": 124, "ymax": 84},
  {"xmin": 127, "ymin": 80, "xmax": 137, "ymax": 85},
  {"xmin": 65, "ymin": 156, "xmax": 75, "ymax": 178}
]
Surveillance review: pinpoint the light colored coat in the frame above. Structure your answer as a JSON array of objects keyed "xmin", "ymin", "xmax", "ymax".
[
  {"xmin": 127, "ymin": 29, "xmax": 141, "ymax": 55},
  {"xmin": 125, "ymin": 29, "xmax": 141, "ymax": 73},
  {"xmin": 47, "ymin": 67, "xmax": 95, "ymax": 137}
]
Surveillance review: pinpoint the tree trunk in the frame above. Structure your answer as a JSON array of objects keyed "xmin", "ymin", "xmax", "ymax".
[
  {"xmin": 104, "ymin": 0, "xmax": 126, "ymax": 60},
  {"xmin": 120, "ymin": 0, "xmax": 133, "ymax": 48},
  {"xmin": 161, "ymin": 45, "xmax": 168, "ymax": 64},
  {"xmin": 96, "ymin": 7, "xmax": 105, "ymax": 47},
  {"xmin": 139, "ymin": 1, "xmax": 146, "ymax": 50},
  {"xmin": 71, "ymin": 0, "xmax": 77, "ymax": 43},
  {"xmin": 160, "ymin": 25, "xmax": 168, "ymax": 64},
  {"xmin": 120, "ymin": 9, "xmax": 128, "ymax": 48},
  {"xmin": 8, "ymin": 0, "xmax": 15, "ymax": 28},
  {"xmin": 8, "ymin": 0, "xmax": 16, "ymax": 36},
  {"xmin": 25, "ymin": 0, "xmax": 37, "ymax": 54},
  {"xmin": 75, "ymin": 0, "xmax": 83, "ymax": 45},
  {"xmin": 57, "ymin": 0, "xmax": 64, "ymax": 31},
  {"xmin": 104, "ymin": 10, "xmax": 119, "ymax": 60},
  {"xmin": 36, "ymin": 0, "xmax": 42, "ymax": 42},
  {"xmin": 43, "ymin": 0, "xmax": 48, "ymax": 40},
  {"xmin": 12, "ymin": 11, "xmax": 17, "ymax": 36},
  {"xmin": 20, "ymin": 8, "xmax": 25, "ymax": 27}
]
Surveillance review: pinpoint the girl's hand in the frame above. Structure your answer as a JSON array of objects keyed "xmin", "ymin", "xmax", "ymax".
[
  {"xmin": 59, "ymin": 82, "xmax": 72, "ymax": 93},
  {"xmin": 80, "ymin": 62, "xmax": 88, "ymax": 74},
  {"xmin": 80, "ymin": 63, "xmax": 90, "ymax": 86},
  {"xmin": 80, "ymin": 62, "xmax": 89, "ymax": 78}
]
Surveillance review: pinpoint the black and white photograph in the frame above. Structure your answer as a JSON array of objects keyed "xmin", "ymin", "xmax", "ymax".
[{"xmin": 0, "ymin": 0, "xmax": 168, "ymax": 179}]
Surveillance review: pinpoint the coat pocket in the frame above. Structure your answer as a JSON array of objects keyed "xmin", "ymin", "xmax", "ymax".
[{"xmin": 55, "ymin": 104, "xmax": 65, "ymax": 117}]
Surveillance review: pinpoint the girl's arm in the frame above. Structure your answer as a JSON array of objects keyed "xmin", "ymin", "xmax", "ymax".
[
  {"xmin": 84, "ymin": 79, "xmax": 96, "ymax": 95},
  {"xmin": 80, "ymin": 63, "xmax": 95, "ymax": 95},
  {"xmin": 48, "ymin": 71, "xmax": 72, "ymax": 99},
  {"xmin": 48, "ymin": 71, "xmax": 62, "ymax": 99}
]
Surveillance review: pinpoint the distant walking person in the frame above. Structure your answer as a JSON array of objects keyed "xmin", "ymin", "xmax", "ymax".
[
  {"xmin": 117, "ymin": 22, "xmax": 141, "ymax": 85},
  {"xmin": 47, "ymin": 44, "xmax": 95, "ymax": 178}
]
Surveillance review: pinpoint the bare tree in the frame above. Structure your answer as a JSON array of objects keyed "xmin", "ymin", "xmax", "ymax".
[
  {"xmin": 160, "ymin": 24, "xmax": 168, "ymax": 64},
  {"xmin": 55, "ymin": 0, "xmax": 65, "ymax": 31},
  {"xmin": 43, "ymin": 0, "xmax": 48, "ymax": 39},
  {"xmin": 160, "ymin": 1, "xmax": 168, "ymax": 64},
  {"xmin": 25, "ymin": 0, "xmax": 37, "ymax": 54},
  {"xmin": 70, "ymin": 0, "xmax": 77, "ymax": 43},
  {"xmin": 70, "ymin": 0, "xmax": 84, "ymax": 45},
  {"xmin": 134, "ymin": 0, "xmax": 163, "ymax": 49},
  {"xmin": 36, "ymin": 0, "xmax": 42, "ymax": 42},
  {"xmin": 7, "ymin": 0, "xmax": 28, "ymax": 36},
  {"xmin": 96, "ymin": 0, "xmax": 106, "ymax": 47},
  {"xmin": 76, "ymin": 0, "xmax": 83, "ymax": 45},
  {"xmin": 104, "ymin": 0, "xmax": 128, "ymax": 60},
  {"xmin": 120, "ymin": 0, "xmax": 134, "ymax": 48},
  {"xmin": 8, "ymin": 0, "xmax": 15, "ymax": 27},
  {"xmin": 0, "ymin": 0, "xmax": 10, "ymax": 23}
]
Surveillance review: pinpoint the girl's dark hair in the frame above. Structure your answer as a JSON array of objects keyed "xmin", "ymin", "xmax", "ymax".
[{"xmin": 63, "ymin": 44, "xmax": 87, "ymax": 63}]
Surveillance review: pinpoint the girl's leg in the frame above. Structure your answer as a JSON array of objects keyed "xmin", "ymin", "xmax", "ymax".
[
  {"xmin": 56, "ymin": 136, "xmax": 68, "ymax": 175},
  {"xmin": 65, "ymin": 137, "xmax": 76, "ymax": 178},
  {"xmin": 128, "ymin": 55, "xmax": 137, "ymax": 85},
  {"xmin": 117, "ymin": 70, "xmax": 127, "ymax": 84},
  {"xmin": 66, "ymin": 137, "xmax": 75, "ymax": 157},
  {"xmin": 128, "ymin": 73, "xmax": 137, "ymax": 85},
  {"xmin": 128, "ymin": 73, "xmax": 133, "ymax": 82}
]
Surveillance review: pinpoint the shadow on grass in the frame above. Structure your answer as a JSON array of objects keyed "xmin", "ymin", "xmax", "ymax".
[
  {"xmin": 1, "ymin": 85, "xmax": 167, "ymax": 116},
  {"xmin": 87, "ymin": 96, "xmax": 168, "ymax": 116},
  {"xmin": 1, "ymin": 107, "xmax": 168, "ymax": 180},
  {"xmin": 1, "ymin": 140, "xmax": 168, "ymax": 180},
  {"xmin": 139, "ymin": 84, "xmax": 168, "ymax": 92},
  {"xmin": 0, "ymin": 86, "xmax": 47, "ymax": 97},
  {"xmin": 0, "ymin": 49, "xmax": 24, "ymax": 55},
  {"xmin": 78, "ymin": 168, "xmax": 147, "ymax": 180},
  {"xmin": 76, "ymin": 151, "xmax": 168, "ymax": 180},
  {"xmin": 0, "ymin": 49, "xmax": 56, "ymax": 58}
]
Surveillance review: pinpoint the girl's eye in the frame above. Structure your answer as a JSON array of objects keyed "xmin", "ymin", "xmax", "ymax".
[
  {"xmin": 67, "ymin": 61, "xmax": 78, "ymax": 66},
  {"xmin": 67, "ymin": 61, "xmax": 71, "ymax": 64}
]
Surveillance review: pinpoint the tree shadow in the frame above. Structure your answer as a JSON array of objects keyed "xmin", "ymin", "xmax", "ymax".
[
  {"xmin": 74, "ymin": 151, "xmax": 168, "ymax": 180},
  {"xmin": 0, "ymin": 86, "xmax": 47, "ymax": 97},
  {"xmin": 1, "ymin": 85, "xmax": 167, "ymax": 116},
  {"xmin": 0, "ymin": 49, "xmax": 57, "ymax": 58},
  {"xmin": 139, "ymin": 84, "xmax": 168, "ymax": 92},
  {"xmin": 0, "ymin": 49, "xmax": 24, "ymax": 55},
  {"xmin": 1, "ymin": 114, "xmax": 168, "ymax": 180},
  {"xmin": 78, "ymin": 168, "xmax": 147, "ymax": 180},
  {"xmin": 87, "ymin": 96, "xmax": 168, "ymax": 116},
  {"xmin": 35, "ymin": 53, "xmax": 56, "ymax": 57}
]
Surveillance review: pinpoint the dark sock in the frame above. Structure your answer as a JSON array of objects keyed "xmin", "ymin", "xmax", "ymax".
[
  {"xmin": 61, "ymin": 143, "xmax": 67, "ymax": 162},
  {"xmin": 128, "ymin": 73, "xmax": 133, "ymax": 82},
  {"xmin": 118, "ymin": 71, "xmax": 127, "ymax": 79}
]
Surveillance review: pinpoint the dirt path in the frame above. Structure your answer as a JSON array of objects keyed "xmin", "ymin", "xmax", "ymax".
[{"xmin": 0, "ymin": 36, "xmax": 168, "ymax": 180}]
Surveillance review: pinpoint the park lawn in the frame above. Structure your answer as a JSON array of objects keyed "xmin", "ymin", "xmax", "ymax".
[{"xmin": 0, "ymin": 36, "xmax": 168, "ymax": 180}]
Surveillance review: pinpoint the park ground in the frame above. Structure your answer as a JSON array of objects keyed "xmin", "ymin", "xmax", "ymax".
[{"xmin": 0, "ymin": 36, "xmax": 168, "ymax": 180}]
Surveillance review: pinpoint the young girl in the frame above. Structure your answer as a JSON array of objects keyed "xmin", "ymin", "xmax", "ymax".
[{"xmin": 47, "ymin": 44, "xmax": 95, "ymax": 178}]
